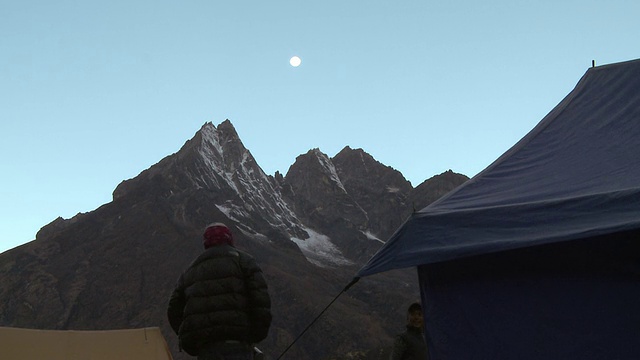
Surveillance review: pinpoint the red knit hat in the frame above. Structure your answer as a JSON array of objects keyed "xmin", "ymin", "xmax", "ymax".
[{"xmin": 203, "ymin": 222, "xmax": 234, "ymax": 249}]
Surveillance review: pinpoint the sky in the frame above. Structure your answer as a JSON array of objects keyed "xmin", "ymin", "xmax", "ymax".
[{"xmin": 1, "ymin": 0, "xmax": 639, "ymax": 254}]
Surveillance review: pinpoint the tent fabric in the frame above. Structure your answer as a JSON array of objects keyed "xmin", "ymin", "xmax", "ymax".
[
  {"xmin": 0, "ymin": 327, "xmax": 173, "ymax": 360},
  {"xmin": 357, "ymin": 58, "xmax": 640, "ymax": 277},
  {"xmin": 418, "ymin": 230, "xmax": 640, "ymax": 359}
]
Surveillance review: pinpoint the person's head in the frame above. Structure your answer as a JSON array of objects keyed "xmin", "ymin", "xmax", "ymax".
[
  {"xmin": 203, "ymin": 222, "xmax": 234, "ymax": 249},
  {"xmin": 407, "ymin": 302, "xmax": 423, "ymax": 328}
]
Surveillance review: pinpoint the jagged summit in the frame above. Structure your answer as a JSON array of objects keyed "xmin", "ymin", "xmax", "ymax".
[{"xmin": 115, "ymin": 120, "xmax": 307, "ymax": 244}]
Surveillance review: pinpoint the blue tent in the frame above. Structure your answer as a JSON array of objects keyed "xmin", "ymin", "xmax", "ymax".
[{"xmin": 357, "ymin": 59, "xmax": 640, "ymax": 359}]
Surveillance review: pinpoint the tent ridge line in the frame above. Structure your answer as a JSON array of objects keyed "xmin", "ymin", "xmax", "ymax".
[
  {"xmin": 416, "ymin": 186, "xmax": 640, "ymax": 216},
  {"xmin": 423, "ymin": 65, "xmax": 595, "ymax": 212}
]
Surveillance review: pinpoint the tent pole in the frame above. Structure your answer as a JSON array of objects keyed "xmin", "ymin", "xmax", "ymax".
[{"xmin": 275, "ymin": 277, "xmax": 360, "ymax": 359}]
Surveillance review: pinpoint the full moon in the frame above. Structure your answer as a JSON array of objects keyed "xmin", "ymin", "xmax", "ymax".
[{"xmin": 289, "ymin": 56, "xmax": 301, "ymax": 67}]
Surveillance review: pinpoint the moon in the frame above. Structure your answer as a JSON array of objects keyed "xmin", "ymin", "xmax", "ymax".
[{"xmin": 289, "ymin": 56, "xmax": 301, "ymax": 67}]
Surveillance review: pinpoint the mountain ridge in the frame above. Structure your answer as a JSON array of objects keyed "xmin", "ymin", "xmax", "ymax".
[{"xmin": 0, "ymin": 120, "xmax": 469, "ymax": 359}]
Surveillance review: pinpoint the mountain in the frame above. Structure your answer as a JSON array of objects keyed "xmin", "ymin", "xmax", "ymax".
[{"xmin": 0, "ymin": 120, "xmax": 468, "ymax": 359}]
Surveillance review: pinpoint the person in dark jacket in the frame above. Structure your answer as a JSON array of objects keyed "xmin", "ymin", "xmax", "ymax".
[
  {"xmin": 389, "ymin": 302, "xmax": 429, "ymax": 360},
  {"xmin": 167, "ymin": 222, "xmax": 272, "ymax": 359}
]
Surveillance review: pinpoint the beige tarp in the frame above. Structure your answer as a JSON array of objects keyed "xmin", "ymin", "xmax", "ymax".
[{"xmin": 0, "ymin": 326, "xmax": 173, "ymax": 360}]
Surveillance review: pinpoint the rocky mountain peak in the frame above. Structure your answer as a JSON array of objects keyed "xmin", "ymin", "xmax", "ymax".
[
  {"xmin": 0, "ymin": 120, "xmax": 469, "ymax": 360},
  {"xmin": 332, "ymin": 146, "xmax": 413, "ymax": 240},
  {"xmin": 197, "ymin": 120, "xmax": 252, "ymax": 176},
  {"xmin": 286, "ymin": 148, "xmax": 348, "ymax": 193},
  {"xmin": 410, "ymin": 170, "xmax": 470, "ymax": 211},
  {"xmin": 111, "ymin": 121, "xmax": 305, "ymax": 243}
]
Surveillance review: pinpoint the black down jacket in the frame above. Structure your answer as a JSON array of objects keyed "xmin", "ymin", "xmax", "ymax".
[{"xmin": 167, "ymin": 244, "xmax": 272, "ymax": 355}]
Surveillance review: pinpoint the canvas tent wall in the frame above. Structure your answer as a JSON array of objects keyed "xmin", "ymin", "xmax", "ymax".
[
  {"xmin": 0, "ymin": 327, "xmax": 173, "ymax": 360},
  {"xmin": 357, "ymin": 59, "xmax": 640, "ymax": 359}
]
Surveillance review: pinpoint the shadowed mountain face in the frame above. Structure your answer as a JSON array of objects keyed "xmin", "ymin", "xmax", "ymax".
[{"xmin": 0, "ymin": 121, "xmax": 468, "ymax": 360}]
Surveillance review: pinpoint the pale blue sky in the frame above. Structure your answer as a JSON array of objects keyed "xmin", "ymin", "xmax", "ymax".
[{"xmin": 1, "ymin": 0, "xmax": 638, "ymax": 253}]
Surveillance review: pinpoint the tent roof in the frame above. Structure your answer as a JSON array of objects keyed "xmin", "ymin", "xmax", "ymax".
[
  {"xmin": 0, "ymin": 327, "xmax": 173, "ymax": 360},
  {"xmin": 358, "ymin": 59, "xmax": 640, "ymax": 277}
]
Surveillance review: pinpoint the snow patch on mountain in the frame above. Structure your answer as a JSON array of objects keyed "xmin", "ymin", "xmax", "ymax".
[
  {"xmin": 237, "ymin": 226, "xmax": 270, "ymax": 242},
  {"xmin": 291, "ymin": 227, "xmax": 353, "ymax": 267},
  {"xmin": 216, "ymin": 203, "xmax": 248, "ymax": 223},
  {"xmin": 363, "ymin": 230, "xmax": 384, "ymax": 243}
]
